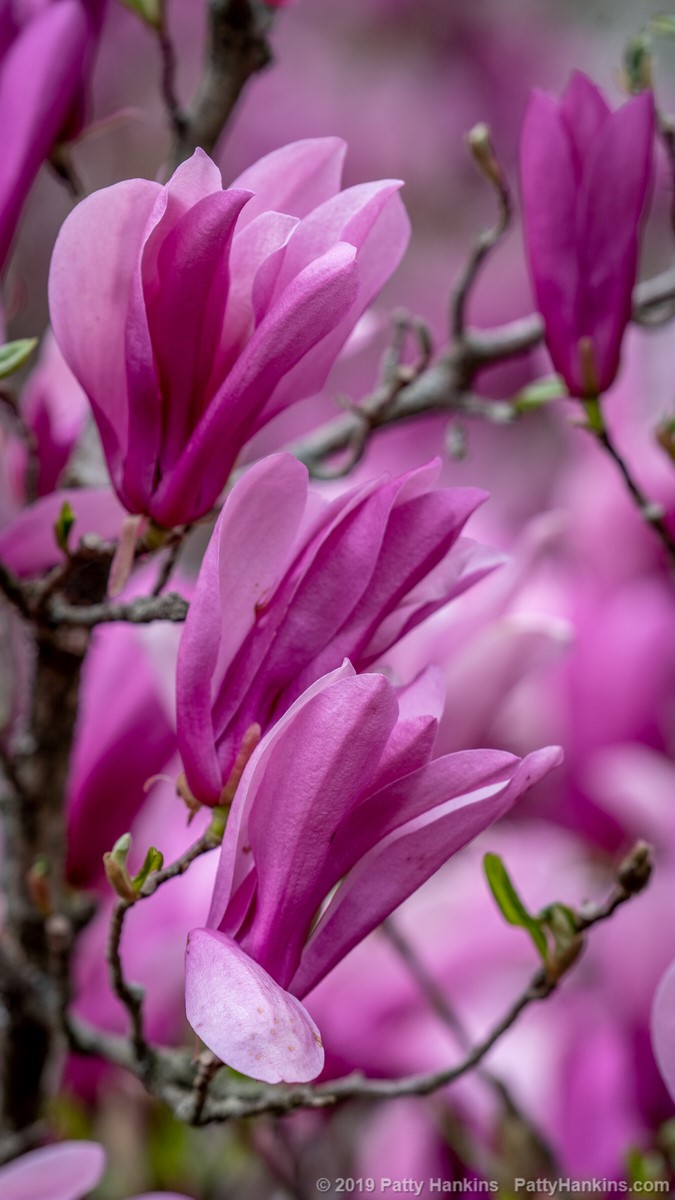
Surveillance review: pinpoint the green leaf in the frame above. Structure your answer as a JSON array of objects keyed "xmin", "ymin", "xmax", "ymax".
[
  {"xmin": 132, "ymin": 845, "xmax": 164, "ymax": 894},
  {"xmin": 54, "ymin": 501, "xmax": 76, "ymax": 554},
  {"xmin": 512, "ymin": 375, "xmax": 565, "ymax": 412},
  {"xmin": 116, "ymin": 0, "xmax": 163, "ymax": 28},
  {"xmin": 0, "ymin": 338, "xmax": 38, "ymax": 379},
  {"xmin": 650, "ymin": 13, "xmax": 675, "ymax": 38},
  {"xmin": 483, "ymin": 852, "xmax": 548, "ymax": 960}
]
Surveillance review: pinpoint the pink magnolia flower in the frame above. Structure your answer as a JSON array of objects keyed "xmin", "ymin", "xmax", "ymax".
[
  {"xmin": 176, "ymin": 453, "xmax": 499, "ymax": 806},
  {"xmin": 185, "ymin": 662, "xmax": 561, "ymax": 1083},
  {"xmin": 48, "ymin": 139, "xmax": 409, "ymax": 528},
  {"xmin": 0, "ymin": 0, "xmax": 104, "ymax": 270},
  {"xmin": 520, "ymin": 72, "xmax": 654, "ymax": 398}
]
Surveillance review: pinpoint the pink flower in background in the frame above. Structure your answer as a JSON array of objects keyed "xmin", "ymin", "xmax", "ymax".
[
  {"xmin": 48, "ymin": 139, "xmax": 409, "ymax": 527},
  {"xmin": 0, "ymin": 0, "xmax": 104, "ymax": 270},
  {"xmin": 185, "ymin": 662, "xmax": 561, "ymax": 1083},
  {"xmin": 176, "ymin": 452, "xmax": 499, "ymax": 806},
  {"xmin": 520, "ymin": 72, "xmax": 654, "ymax": 397},
  {"xmin": 0, "ymin": 1138, "xmax": 192, "ymax": 1199},
  {"xmin": 652, "ymin": 955, "xmax": 675, "ymax": 1108}
]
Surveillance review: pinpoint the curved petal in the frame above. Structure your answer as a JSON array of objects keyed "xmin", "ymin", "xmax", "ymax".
[
  {"xmin": 150, "ymin": 243, "xmax": 359, "ymax": 526},
  {"xmin": 241, "ymin": 673, "xmax": 399, "ymax": 987},
  {"xmin": 207, "ymin": 661, "xmax": 356, "ymax": 930},
  {"xmin": 520, "ymin": 89, "xmax": 578, "ymax": 390},
  {"xmin": 292, "ymin": 745, "xmax": 563, "ymax": 997},
  {"xmin": 576, "ymin": 90, "xmax": 654, "ymax": 392},
  {"xmin": 0, "ymin": 1141, "xmax": 105, "ymax": 1200},
  {"xmin": 49, "ymin": 177, "xmax": 162, "ymax": 484},
  {"xmin": 230, "ymin": 137, "xmax": 346, "ymax": 227},
  {"xmin": 185, "ymin": 928, "xmax": 324, "ymax": 1084},
  {"xmin": 177, "ymin": 454, "xmax": 308, "ymax": 804},
  {"xmin": 261, "ymin": 183, "xmax": 410, "ymax": 421},
  {"xmin": 0, "ymin": 1, "xmax": 88, "ymax": 270}
]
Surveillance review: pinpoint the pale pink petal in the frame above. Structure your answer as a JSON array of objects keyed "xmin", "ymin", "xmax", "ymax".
[{"xmin": 185, "ymin": 928, "xmax": 324, "ymax": 1084}]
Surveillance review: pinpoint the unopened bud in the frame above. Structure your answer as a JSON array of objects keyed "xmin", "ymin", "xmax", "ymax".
[
  {"xmin": 617, "ymin": 840, "xmax": 653, "ymax": 894},
  {"xmin": 466, "ymin": 123, "xmax": 505, "ymax": 191},
  {"xmin": 103, "ymin": 833, "xmax": 136, "ymax": 902},
  {"xmin": 27, "ymin": 857, "xmax": 52, "ymax": 917}
]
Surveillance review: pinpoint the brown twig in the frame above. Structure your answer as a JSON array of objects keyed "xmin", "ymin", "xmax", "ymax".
[
  {"xmin": 171, "ymin": 0, "xmax": 274, "ymax": 167},
  {"xmin": 47, "ymin": 591, "xmax": 189, "ymax": 627}
]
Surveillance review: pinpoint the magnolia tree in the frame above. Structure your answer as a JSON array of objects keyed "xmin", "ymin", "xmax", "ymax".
[{"xmin": 0, "ymin": 0, "xmax": 674, "ymax": 1196}]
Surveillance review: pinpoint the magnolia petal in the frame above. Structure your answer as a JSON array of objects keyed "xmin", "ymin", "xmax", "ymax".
[
  {"xmin": 292, "ymin": 745, "xmax": 563, "ymax": 997},
  {"xmin": 0, "ymin": 1141, "xmax": 105, "ymax": 1200},
  {"xmin": 49, "ymin": 178, "xmax": 162, "ymax": 481},
  {"xmin": 520, "ymin": 89, "xmax": 579, "ymax": 389},
  {"xmin": 185, "ymin": 928, "xmax": 324, "ymax": 1084},
  {"xmin": 231, "ymin": 137, "xmax": 346, "ymax": 227},
  {"xmin": 176, "ymin": 453, "xmax": 308, "ymax": 805},
  {"xmin": 651, "ymin": 958, "xmax": 675, "ymax": 1104}
]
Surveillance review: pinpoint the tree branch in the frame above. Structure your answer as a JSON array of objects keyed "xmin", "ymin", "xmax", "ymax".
[{"xmin": 171, "ymin": 0, "xmax": 274, "ymax": 167}]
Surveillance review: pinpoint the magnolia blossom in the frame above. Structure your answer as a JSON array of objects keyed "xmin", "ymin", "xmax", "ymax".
[
  {"xmin": 176, "ymin": 453, "xmax": 499, "ymax": 805},
  {"xmin": 49, "ymin": 139, "xmax": 409, "ymax": 527},
  {"xmin": 185, "ymin": 662, "xmax": 561, "ymax": 1083},
  {"xmin": 0, "ymin": 1139, "xmax": 190, "ymax": 1200},
  {"xmin": 0, "ymin": 0, "xmax": 104, "ymax": 269},
  {"xmin": 520, "ymin": 71, "xmax": 654, "ymax": 397}
]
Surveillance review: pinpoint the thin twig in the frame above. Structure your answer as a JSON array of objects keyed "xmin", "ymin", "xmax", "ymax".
[
  {"xmin": 584, "ymin": 401, "xmax": 675, "ymax": 567},
  {"xmin": 151, "ymin": 529, "xmax": 190, "ymax": 596},
  {"xmin": 451, "ymin": 124, "xmax": 512, "ymax": 342},
  {"xmin": 106, "ymin": 900, "xmax": 154, "ymax": 1073}
]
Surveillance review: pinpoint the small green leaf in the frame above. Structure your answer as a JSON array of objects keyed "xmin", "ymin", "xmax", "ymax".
[
  {"xmin": 483, "ymin": 852, "xmax": 548, "ymax": 960},
  {"xmin": 0, "ymin": 338, "xmax": 38, "ymax": 379},
  {"xmin": 116, "ymin": 0, "xmax": 163, "ymax": 29},
  {"xmin": 103, "ymin": 832, "xmax": 136, "ymax": 901},
  {"xmin": 650, "ymin": 13, "xmax": 675, "ymax": 38},
  {"xmin": 132, "ymin": 845, "xmax": 164, "ymax": 894},
  {"xmin": 54, "ymin": 501, "xmax": 76, "ymax": 554},
  {"xmin": 512, "ymin": 375, "xmax": 565, "ymax": 412}
]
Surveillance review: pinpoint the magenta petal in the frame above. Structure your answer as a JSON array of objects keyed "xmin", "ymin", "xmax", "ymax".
[
  {"xmin": 150, "ymin": 243, "xmax": 359, "ymax": 526},
  {"xmin": 560, "ymin": 71, "xmax": 611, "ymax": 169},
  {"xmin": 241, "ymin": 673, "xmax": 399, "ymax": 986},
  {"xmin": 519, "ymin": 90, "xmax": 578, "ymax": 387},
  {"xmin": 0, "ymin": 488, "xmax": 126, "ymax": 577},
  {"xmin": 230, "ymin": 137, "xmax": 346, "ymax": 226},
  {"xmin": 185, "ymin": 928, "xmax": 324, "ymax": 1084},
  {"xmin": 575, "ymin": 91, "xmax": 654, "ymax": 391},
  {"xmin": 0, "ymin": 1141, "xmax": 106, "ymax": 1200},
  {"xmin": 177, "ymin": 454, "xmax": 308, "ymax": 804},
  {"xmin": 0, "ymin": 1, "xmax": 88, "ymax": 270},
  {"xmin": 292, "ymin": 746, "xmax": 563, "ymax": 997},
  {"xmin": 207, "ymin": 661, "xmax": 356, "ymax": 931},
  {"xmin": 49, "ymin": 177, "xmax": 162, "ymax": 483},
  {"xmin": 651, "ymin": 959, "xmax": 675, "ymax": 1104}
]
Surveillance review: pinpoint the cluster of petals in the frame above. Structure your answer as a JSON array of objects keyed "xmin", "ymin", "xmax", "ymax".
[
  {"xmin": 48, "ymin": 138, "xmax": 409, "ymax": 527},
  {"xmin": 185, "ymin": 661, "xmax": 562, "ymax": 1083},
  {"xmin": 0, "ymin": 0, "xmax": 104, "ymax": 270},
  {"xmin": 176, "ymin": 452, "xmax": 500, "ymax": 805},
  {"xmin": 520, "ymin": 71, "xmax": 654, "ymax": 397}
]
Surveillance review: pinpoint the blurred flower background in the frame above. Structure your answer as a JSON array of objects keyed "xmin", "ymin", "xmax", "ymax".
[{"xmin": 2, "ymin": 0, "xmax": 675, "ymax": 1196}]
